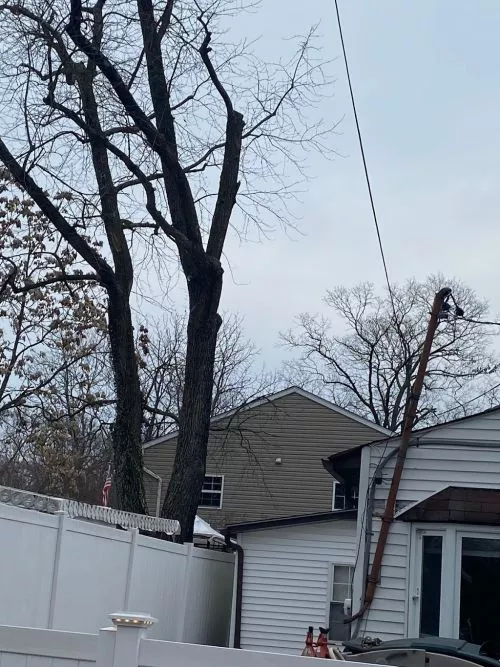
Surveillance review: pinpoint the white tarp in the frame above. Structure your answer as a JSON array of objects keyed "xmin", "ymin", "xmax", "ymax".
[{"xmin": 193, "ymin": 515, "xmax": 225, "ymax": 541}]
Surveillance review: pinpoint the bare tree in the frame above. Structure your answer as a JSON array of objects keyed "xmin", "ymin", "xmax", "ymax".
[
  {"xmin": 0, "ymin": 332, "xmax": 113, "ymax": 502},
  {"xmin": 0, "ymin": 310, "xmax": 271, "ymax": 500},
  {"xmin": 140, "ymin": 312, "xmax": 273, "ymax": 441},
  {"xmin": 0, "ymin": 0, "xmax": 329, "ymax": 538},
  {"xmin": 282, "ymin": 276, "xmax": 500, "ymax": 432}
]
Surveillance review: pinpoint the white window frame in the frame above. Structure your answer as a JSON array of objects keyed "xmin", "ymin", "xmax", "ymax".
[
  {"xmin": 452, "ymin": 527, "xmax": 500, "ymax": 639},
  {"xmin": 332, "ymin": 481, "xmax": 346, "ymax": 510},
  {"xmin": 408, "ymin": 526, "xmax": 451, "ymax": 638},
  {"xmin": 199, "ymin": 474, "xmax": 224, "ymax": 509},
  {"xmin": 332, "ymin": 481, "xmax": 359, "ymax": 511},
  {"xmin": 408, "ymin": 523, "xmax": 500, "ymax": 639},
  {"xmin": 326, "ymin": 562, "xmax": 354, "ymax": 643}
]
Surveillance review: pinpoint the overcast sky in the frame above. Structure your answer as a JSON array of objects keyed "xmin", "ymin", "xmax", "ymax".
[{"xmin": 179, "ymin": 1, "xmax": 500, "ymax": 366}]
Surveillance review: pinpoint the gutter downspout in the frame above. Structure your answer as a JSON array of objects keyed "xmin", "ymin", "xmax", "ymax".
[
  {"xmin": 225, "ymin": 534, "xmax": 244, "ymax": 648},
  {"xmin": 347, "ymin": 287, "xmax": 452, "ymax": 626},
  {"xmin": 143, "ymin": 467, "xmax": 162, "ymax": 517}
]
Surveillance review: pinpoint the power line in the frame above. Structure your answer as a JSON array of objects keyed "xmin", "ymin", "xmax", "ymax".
[
  {"xmin": 333, "ymin": 0, "xmax": 396, "ymax": 314},
  {"xmin": 434, "ymin": 381, "xmax": 500, "ymax": 419},
  {"xmin": 333, "ymin": 2, "xmax": 500, "ymax": 426},
  {"xmin": 458, "ymin": 316, "xmax": 500, "ymax": 327},
  {"xmin": 450, "ymin": 294, "xmax": 500, "ymax": 327}
]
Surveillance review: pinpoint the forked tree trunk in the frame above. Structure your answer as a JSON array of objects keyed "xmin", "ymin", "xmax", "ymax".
[
  {"xmin": 161, "ymin": 267, "xmax": 222, "ymax": 541},
  {"xmin": 107, "ymin": 289, "xmax": 147, "ymax": 514}
]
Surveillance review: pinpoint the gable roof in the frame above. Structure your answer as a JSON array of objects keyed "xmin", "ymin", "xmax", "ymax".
[
  {"xmin": 357, "ymin": 404, "xmax": 500, "ymax": 450},
  {"xmin": 222, "ymin": 509, "xmax": 357, "ymax": 535},
  {"xmin": 143, "ymin": 386, "xmax": 391, "ymax": 450}
]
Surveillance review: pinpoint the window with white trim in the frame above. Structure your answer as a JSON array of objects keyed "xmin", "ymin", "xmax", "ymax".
[
  {"xmin": 328, "ymin": 564, "xmax": 353, "ymax": 642},
  {"xmin": 199, "ymin": 475, "xmax": 224, "ymax": 509},
  {"xmin": 333, "ymin": 482, "xmax": 359, "ymax": 510}
]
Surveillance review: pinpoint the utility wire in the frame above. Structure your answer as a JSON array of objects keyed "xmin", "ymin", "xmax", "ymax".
[
  {"xmin": 434, "ymin": 381, "xmax": 500, "ymax": 419},
  {"xmin": 333, "ymin": 0, "xmax": 397, "ymax": 316},
  {"xmin": 449, "ymin": 294, "xmax": 500, "ymax": 327},
  {"xmin": 457, "ymin": 316, "xmax": 500, "ymax": 327},
  {"xmin": 334, "ymin": 1, "xmax": 500, "ymax": 421}
]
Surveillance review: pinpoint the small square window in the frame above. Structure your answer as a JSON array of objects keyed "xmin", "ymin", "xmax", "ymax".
[
  {"xmin": 333, "ymin": 482, "xmax": 359, "ymax": 511},
  {"xmin": 199, "ymin": 475, "xmax": 224, "ymax": 509},
  {"xmin": 333, "ymin": 565, "xmax": 351, "ymax": 584},
  {"xmin": 333, "ymin": 482, "xmax": 346, "ymax": 510}
]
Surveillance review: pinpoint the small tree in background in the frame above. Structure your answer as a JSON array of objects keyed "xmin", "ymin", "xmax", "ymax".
[
  {"xmin": 283, "ymin": 276, "xmax": 500, "ymax": 432},
  {"xmin": 139, "ymin": 312, "xmax": 275, "ymax": 441}
]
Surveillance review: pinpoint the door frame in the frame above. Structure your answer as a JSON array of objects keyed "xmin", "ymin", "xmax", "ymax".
[
  {"xmin": 408, "ymin": 525, "xmax": 455, "ymax": 638},
  {"xmin": 408, "ymin": 523, "xmax": 500, "ymax": 638},
  {"xmin": 452, "ymin": 527, "xmax": 500, "ymax": 639}
]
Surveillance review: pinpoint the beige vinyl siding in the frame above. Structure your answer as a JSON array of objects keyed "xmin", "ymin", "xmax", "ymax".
[
  {"xmin": 144, "ymin": 473, "xmax": 160, "ymax": 517},
  {"xmin": 143, "ymin": 391, "xmax": 385, "ymax": 528},
  {"xmin": 358, "ymin": 408, "xmax": 500, "ymax": 641},
  {"xmin": 238, "ymin": 519, "xmax": 357, "ymax": 654}
]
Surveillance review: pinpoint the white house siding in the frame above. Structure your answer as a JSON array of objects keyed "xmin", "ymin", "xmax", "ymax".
[
  {"xmin": 238, "ymin": 519, "xmax": 357, "ymax": 655},
  {"xmin": 423, "ymin": 410, "xmax": 500, "ymax": 443},
  {"xmin": 356, "ymin": 408, "xmax": 500, "ymax": 641}
]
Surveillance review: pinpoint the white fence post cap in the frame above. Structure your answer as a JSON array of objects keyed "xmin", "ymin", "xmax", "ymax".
[{"xmin": 110, "ymin": 612, "xmax": 157, "ymax": 628}]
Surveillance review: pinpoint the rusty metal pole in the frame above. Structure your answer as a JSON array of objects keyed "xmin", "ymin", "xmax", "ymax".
[{"xmin": 347, "ymin": 287, "xmax": 452, "ymax": 623}]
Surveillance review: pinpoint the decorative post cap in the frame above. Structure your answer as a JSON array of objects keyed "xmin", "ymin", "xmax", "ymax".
[{"xmin": 110, "ymin": 612, "xmax": 157, "ymax": 628}]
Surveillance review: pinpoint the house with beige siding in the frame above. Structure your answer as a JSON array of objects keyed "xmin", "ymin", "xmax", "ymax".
[
  {"xmin": 142, "ymin": 387, "xmax": 390, "ymax": 529},
  {"xmin": 221, "ymin": 406, "xmax": 500, "ymax": 656}
]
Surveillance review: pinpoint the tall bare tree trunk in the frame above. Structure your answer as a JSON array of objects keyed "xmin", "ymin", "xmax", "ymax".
[
  {"xmin": 108, "ymin": 289, "xmax": 146, "ymax": 514},
  {"xmin": 0, "ymin": 0, "xmax": 325, "ymax": 541},
  {"xmin": 161, "ymin": 267, "xmax": 222, "ymax": 541}
]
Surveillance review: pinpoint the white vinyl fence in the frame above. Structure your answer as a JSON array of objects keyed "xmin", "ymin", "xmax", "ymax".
[
  {"xmin": 0, "ymin": 500, "xmax": 234, "ymax": 645},
  {"xmin": 0, "ymin": 613, "xmax": 379, "ymax": 667}
]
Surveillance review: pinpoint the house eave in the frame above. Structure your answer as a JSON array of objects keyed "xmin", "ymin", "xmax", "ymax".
[{"xmin": 222, "ymin": 508, "xmax": 357, "ymax": 536}]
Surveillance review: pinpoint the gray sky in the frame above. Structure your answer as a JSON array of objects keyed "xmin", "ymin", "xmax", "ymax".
[{"xmin": 187, "ymin": 1, "xmax": 500, "ymax": 365}]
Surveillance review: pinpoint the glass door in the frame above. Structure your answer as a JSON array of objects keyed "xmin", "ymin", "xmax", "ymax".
[
  {"xmin": 409, "ymin": 529, "xmax": 445, "ymax": 638},
  {"xmin": 456, "ymin": 533, "xmax": 500, "ymax": 644},
  {"xmin": 409, "ymin": 526, "xmax": 456, "ymax": 638},
  {"xmin": 418, "ymin": 534, "xmax": 443, "ymax": 636}
]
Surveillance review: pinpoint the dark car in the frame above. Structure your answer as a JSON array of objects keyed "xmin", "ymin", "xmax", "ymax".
[{"xmin": 343, "ymin": 637, "xmax": 500, "ymax": 667}]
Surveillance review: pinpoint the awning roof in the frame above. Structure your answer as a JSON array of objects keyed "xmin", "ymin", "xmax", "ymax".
[
  {"xmin": 397, "ymin": 486, "xmax": 500, "ymax": 525},
  {"xmin": 322, "ymin": 445, "xmax": 363, "ymax": 483}
]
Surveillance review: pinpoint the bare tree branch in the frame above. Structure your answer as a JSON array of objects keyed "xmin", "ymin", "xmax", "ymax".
[{"xmin": 282, "ymin": 276, "xmax": 500, "ymax": 430}]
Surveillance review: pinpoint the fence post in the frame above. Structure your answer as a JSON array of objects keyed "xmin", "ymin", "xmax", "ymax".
[
  {"xmin": 95, "ymin": 627, "xmax": 117, "ymax": 667},
  {"xmin": 97, "ymin": 613, "xmax": 157, "ymax": 667},
  {"xmin": 48, "ymin": 510, "xmax": 66, "ymax": 629},
  {"xmin": 123, "ymin": 528, "xmax": 139, "ymax": 609},
  {"xmin": 177, "ymin": 542, "xmax": 194, "ymax": 642}
]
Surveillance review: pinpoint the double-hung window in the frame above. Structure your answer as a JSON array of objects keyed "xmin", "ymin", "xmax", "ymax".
[{"xmin": 199, "ymin": 475, "xmax": 224, "ymax": 509}]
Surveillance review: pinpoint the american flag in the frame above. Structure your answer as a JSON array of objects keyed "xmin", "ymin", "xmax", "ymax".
[{"xmin": 101, "ymin": 464, "xmax": 112, "ymax": 507}]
